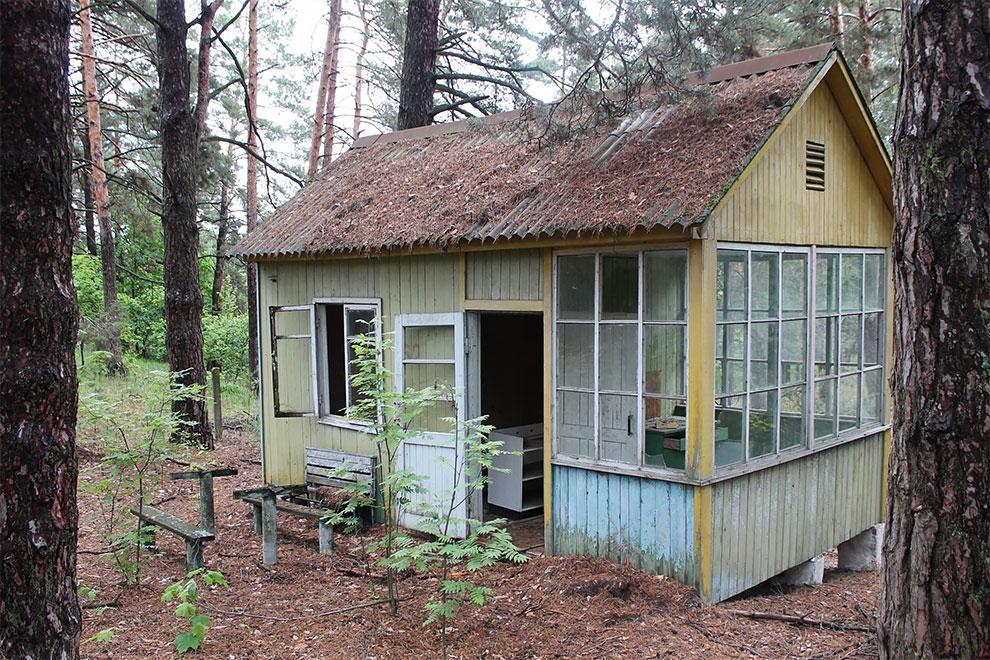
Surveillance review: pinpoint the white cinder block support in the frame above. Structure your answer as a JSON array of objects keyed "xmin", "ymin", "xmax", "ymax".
[
  {"xmin": 775, "ymin": 554, "xmax": 825, "ymax": 586},
  {"xmin": 838, "ymin": 524, "xmax": 884, "ymax": 571}
]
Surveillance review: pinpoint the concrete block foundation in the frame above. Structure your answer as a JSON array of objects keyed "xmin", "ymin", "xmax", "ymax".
[
  {"xmin": 774, "ymin": 554, "xmax": 825, "ymax": 586},
  {"xmin": 838, "ymin": 524, "xmax": 884, "ymax": 571}
]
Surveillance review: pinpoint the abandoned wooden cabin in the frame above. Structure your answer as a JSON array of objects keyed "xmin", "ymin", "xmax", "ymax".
[{"xmin": 232, "ymin": 44, "xmax": 893, "ymax": 602}]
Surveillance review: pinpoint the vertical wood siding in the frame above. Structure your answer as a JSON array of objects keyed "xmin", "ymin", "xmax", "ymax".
[
  {"xmin": 709, "ymin": 82, "xmax": 892, "ymax": 248},
  {"xmin": 465, "ymin": 249, "xmax": 543, "ymax": 300},
  {"xmin": 551, "ymin": 465, "xmax": 698, "ymax": 587},
  {"xmin": 257, "ymin": 254, "xmax": 459, "ymax": 485},
  {"xmin": 708, "ymin": 432, "xmax": 885, "ymax": 601}
]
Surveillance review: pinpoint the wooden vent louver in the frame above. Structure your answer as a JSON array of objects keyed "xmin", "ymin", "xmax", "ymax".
[{"xmin": 806, "ymin": 140, "xmax": 826, "ymax": 191}]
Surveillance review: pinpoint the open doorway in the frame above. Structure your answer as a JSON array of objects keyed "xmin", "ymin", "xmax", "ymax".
[{"xmin": 474, "ymin": 312, "xmax": 544, "ymax": 538}]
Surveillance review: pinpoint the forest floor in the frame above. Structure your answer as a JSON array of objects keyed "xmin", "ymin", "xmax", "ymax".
[{"xmin": 77, "ymin": 429, "xmax": 880, "ymax": 659}]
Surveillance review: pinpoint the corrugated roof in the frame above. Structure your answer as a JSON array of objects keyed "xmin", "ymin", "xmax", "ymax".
[{"xmin": 234, "ymin": 45, "xmax": 833, "ymax": 260}]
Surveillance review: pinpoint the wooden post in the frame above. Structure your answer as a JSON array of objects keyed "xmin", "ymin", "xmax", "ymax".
[
  {"xmin": 199, "ymin": 473, "xmax": 215, "ymax": 535},
  {"xmin": 252, "ymin": 503, "xmax": 262, "ymax": 534},
  {"xmin": 318, "ymin": 519, "xmax": 334, "ymax": 554},
  {"xmin": 211, "ymin": 366, "xmax": 222, "ymax": 446},
  {"xmin": 260, "ymin": 490, "xmax": 277, "ymax": 564},
  {"xmin": 186, "ymin": 540, "xmax": 205, "ymax": 571}
]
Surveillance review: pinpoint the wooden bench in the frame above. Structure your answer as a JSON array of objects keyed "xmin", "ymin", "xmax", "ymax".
[
  {"xmin": 232, "ymin": 448, "xmax": 379, "ymax": 564},
  {"xmin": 169, "ymin": 467, "xmax": 238, "ymax": 535},
  {"xmin": 131, "ymin": 505, "xmax": 214, "ymax": 571}
]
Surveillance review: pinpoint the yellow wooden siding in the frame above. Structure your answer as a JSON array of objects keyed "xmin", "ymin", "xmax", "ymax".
[
  {"xmin": 464, "ymin": 249, "xmax": 544, "ymax": 301},
  {"xmin": 258, "ymin": 254, "xmax": 459, "ymax": 485},
  {"xmin": 708, "ymin": 431, "xmax": 886, "ymax": 601},
  {"xmin": 709, "ymin": 82, "xmax": 892, "ymax": 248}
]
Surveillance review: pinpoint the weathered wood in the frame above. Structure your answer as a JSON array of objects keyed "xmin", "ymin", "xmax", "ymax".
[
  {"xmin": 318, "ymin": 520, "xmax": 334, "ymax": 554},
  {"xmin": 129, "ymin": 506, "xmax": 213, "ymax": 542},
  {"xmin": 131, "ymin": 506, "xmax": 213, "ymax": 572},
  {"xmin": 211, "ymin": 366, "xmax": 222, "ymax": 445},
  {"xmin": 171, "ymin": 467, "xmax": 238, "ymax": 480},
  {"xmin": 260, "ymin": 491, "xmax": 277, "ymax": 565},
  {"xmin": 252, "ymin": 503, "xmax": 262, "ymax": 534},
  {"xmin": 199, "ymin": 473, "xmax": 215, "ymax": 535},
  {"xmin": 726, "ymin": 609, "xmax": 874, "ymax": 633}
]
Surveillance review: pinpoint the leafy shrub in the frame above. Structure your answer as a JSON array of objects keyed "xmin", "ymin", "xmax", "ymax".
[
  {"xmin": 162, "ymin": 569, "xmax": 229, "ymax": 653},
  {"xmin": 202, "ymin": 313, "xmax": 249, "ymax": 378}
]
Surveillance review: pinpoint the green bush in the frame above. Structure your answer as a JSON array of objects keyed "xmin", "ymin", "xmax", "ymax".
[{"xmin": 202, "ymin": 313, "xmax": 249, "ymax": 379}]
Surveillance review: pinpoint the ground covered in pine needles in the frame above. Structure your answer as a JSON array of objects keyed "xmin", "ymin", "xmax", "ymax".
[{"xmin": 77, "ymin": 430, "xmax": 880, "ymax": 658}]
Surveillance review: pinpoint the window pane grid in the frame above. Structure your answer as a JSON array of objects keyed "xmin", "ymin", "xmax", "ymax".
[{"xmin": 554, "ymin": 249, "xmax": 688, "ymax": 471}]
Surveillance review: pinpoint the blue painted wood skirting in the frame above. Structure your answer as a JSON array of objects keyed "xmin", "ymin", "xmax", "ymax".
[{"xmin": 551, "ymin": 464, "xmax": 697, "ymax": 587}]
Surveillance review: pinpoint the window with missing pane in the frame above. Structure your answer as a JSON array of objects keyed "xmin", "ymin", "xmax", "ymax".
[{"xmin": 314, "ymin": 300, "xmax": 381, "ymax": 425}]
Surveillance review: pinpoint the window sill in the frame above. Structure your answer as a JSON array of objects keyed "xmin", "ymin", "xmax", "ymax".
[
  {"xmin": 551, "ymin": 423, "xmax": 891, "ymax": 486},
  {"xmin": 550, "ymin": 455, "xmax": 696, "ymax": 485},
  {"xmin": 316, "ymin": 415, "xmax": 378, "ymax": 434},
  {"xmin": 710, "ymin": 423, "xmax": 891, "ymax": 483}
]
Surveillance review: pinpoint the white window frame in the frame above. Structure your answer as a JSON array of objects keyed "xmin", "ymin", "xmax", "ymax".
[
  {"xmin": 813, "ymin": 247, "xmax": 887, "ymax": 448},
  {"xmin": 714, "ymin": 242, "xmax": 889, "ymax": 475},
  {"xmin": 313, "ymin": 297, "xmax": 382, "ymax": 432},
  {"xmin": 551, "ymin": 245, "xmax": 690, "ymax": 477}
]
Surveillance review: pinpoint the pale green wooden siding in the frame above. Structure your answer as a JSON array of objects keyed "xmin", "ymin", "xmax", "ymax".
[
  {"xmin": 465, "ymin": 249, "xmax": 543, "ymax": 300},
  {"xmin": 258, "ymin": 254, "xmax": 459, "ymax": 485},
  {"xmin": 708, "ymin": 431, "xmax": 885, "ymax": 601}
]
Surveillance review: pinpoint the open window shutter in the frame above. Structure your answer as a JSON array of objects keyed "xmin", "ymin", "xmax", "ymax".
[{"xmin": 269, "ymin": 304, "xmax": 317, "ymax": 417}]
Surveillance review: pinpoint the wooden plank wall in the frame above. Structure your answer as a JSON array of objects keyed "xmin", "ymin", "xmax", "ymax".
[
  {"xmin": 257, "ymin": 254, "xmax": 459, "ymax": 485},
  {"xmin": 551, "ymin": 465, "xmax": 698, "ymax": 587},
  {"xmin": 709, "ymin": 82, "xmax": 892, "ymax": 248},
  {"xmin": 465, "ymin": 249, "xmax": 543, "ymax": 300},
  {"xmin": 708, "ymin": 431, "xmax": 885, "ymax": 601}
]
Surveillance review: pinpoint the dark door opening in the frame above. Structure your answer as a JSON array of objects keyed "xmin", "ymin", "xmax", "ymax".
[{"xmin": 478, "ymin": 312, "xmax": 544, "ymax": 530}]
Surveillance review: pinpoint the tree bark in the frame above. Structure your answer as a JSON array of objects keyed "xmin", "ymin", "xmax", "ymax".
[
  {"xmin": 307, "ymin": 0, "xmax": 339, "ymax": 179},
  {"xmin": 396, "ymin": 0, "xmax": 440, "ymax": 130},
  {"xmin": 246, "ymin": 0, "xmax": 260, "ymax": 382},
  {"xmin": 80, "ymin": 0, "xmax": 126, "ymax": 375},
  {"xmin": 156, "ymin": 0, "xmax": 214, "ymax": 446},
  {"xmin": 78, "ymin": 133, "xmax": 99, "ymax": 256},
  {"xmin": 878, "ymin": 1, "xmax": 990, "ymax": 657},
  {"xmin": 320, "ymin": 0, "xmax": 343, "ymax": 164},
  {"xmin": 211, "ymin": 175, "xmax": 231, "ymax": 316},
  {"xmin": 0, "ymin": 0, "xmax": 82, "ymax": 656},
  {"xmin": 829, "ymin": 1, "xmax": 845, "ymax": 49},
  {"xmin": 857, "ymin": 0, "xmax": 875, "ymax": 99},
  {"xmin": 353, "ymin": 0, "xmax": 370, "ymax": 140},
  {"xmin": 194, "ymin": 0, "xmax": 224, "ymax": 145}
]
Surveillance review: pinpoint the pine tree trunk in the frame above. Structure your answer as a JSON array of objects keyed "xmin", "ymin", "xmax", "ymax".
[
  {"xmin": 878, "ymin": 1, "xmax": 990, "ymax": 657},
  {"xmin": 194, "ymin": 0, "xmax": 223, "ymax": 144},
  {"xmin": 307, "ymin": 2, "xmax": 337, "ymax": 179},
  {"xmin": 0, "ymin": 0, "xmax": 82, "ymax": 656},
  {"xmin": 829, "ymin": 1, "xmax": 845, "ymax": 49},
  {"xmin": 858, "ymin": 0, "xmax": 875, "ymax": 99},
  {"xmin": 396, "ymin": 0, "xmax": 440, "ymax": 130},
  {"xmin": 246, "ymin": 0, "xmax": 260, "ymax": 382},
  {"xmin": 320, "ymin": 0, "xmax": 343, "ymax": 164},
  {"xmin": 80, "ymin": 0, "xmax": 126, "ymax": 375},
  {"xmin": 353, "ymin": 0, "xmax": 369, "ymax": 140},
  {"xmin": 156, "ymin": 0, "xmax": 214, "ymax": 446},
  {"xmin": 79, "ymin": 133, "xmax": 99, "ymax": 256},
  {"xmin": 211, "ymin": 179, "xmax": 230, "ymax": 316}
]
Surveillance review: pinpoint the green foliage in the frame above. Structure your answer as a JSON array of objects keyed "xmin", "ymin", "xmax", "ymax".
[
  {"xmin": 79, "ymin": 369, "xmax": 202, "ymax": 582},
  {"xmin": 73, "ymin": 254, "xmax": 105, "ymax": 320},
  {"xmin": 162, "ymin": 569, "xmax": 229, "ymax": 654},
  {"xmin": 202, "ymin": 313, "xmax": 249, "ymax": 378},
  {"xmin": 335, "ymin": 323, "xmax": 527, "ymax": 657},
  {"xmin": 84, "ymin": 628, "xmax": 116, "ymax": 646}
]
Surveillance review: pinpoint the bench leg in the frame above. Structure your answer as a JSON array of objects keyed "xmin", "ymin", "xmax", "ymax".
[
  {"xmin": 261, "ymin": 492, "xmax": 277, "ymax": 565},
  {"xmin": 186, "ymin": 540, "xmax": 205, "ymax": 572},
  {"xmin": 318, "ymin": 519, "xmax": 334, "ymax": 554},
  {"xmin": 252, "ymin": 503, "xmax": 262, "ymax": 534}
]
